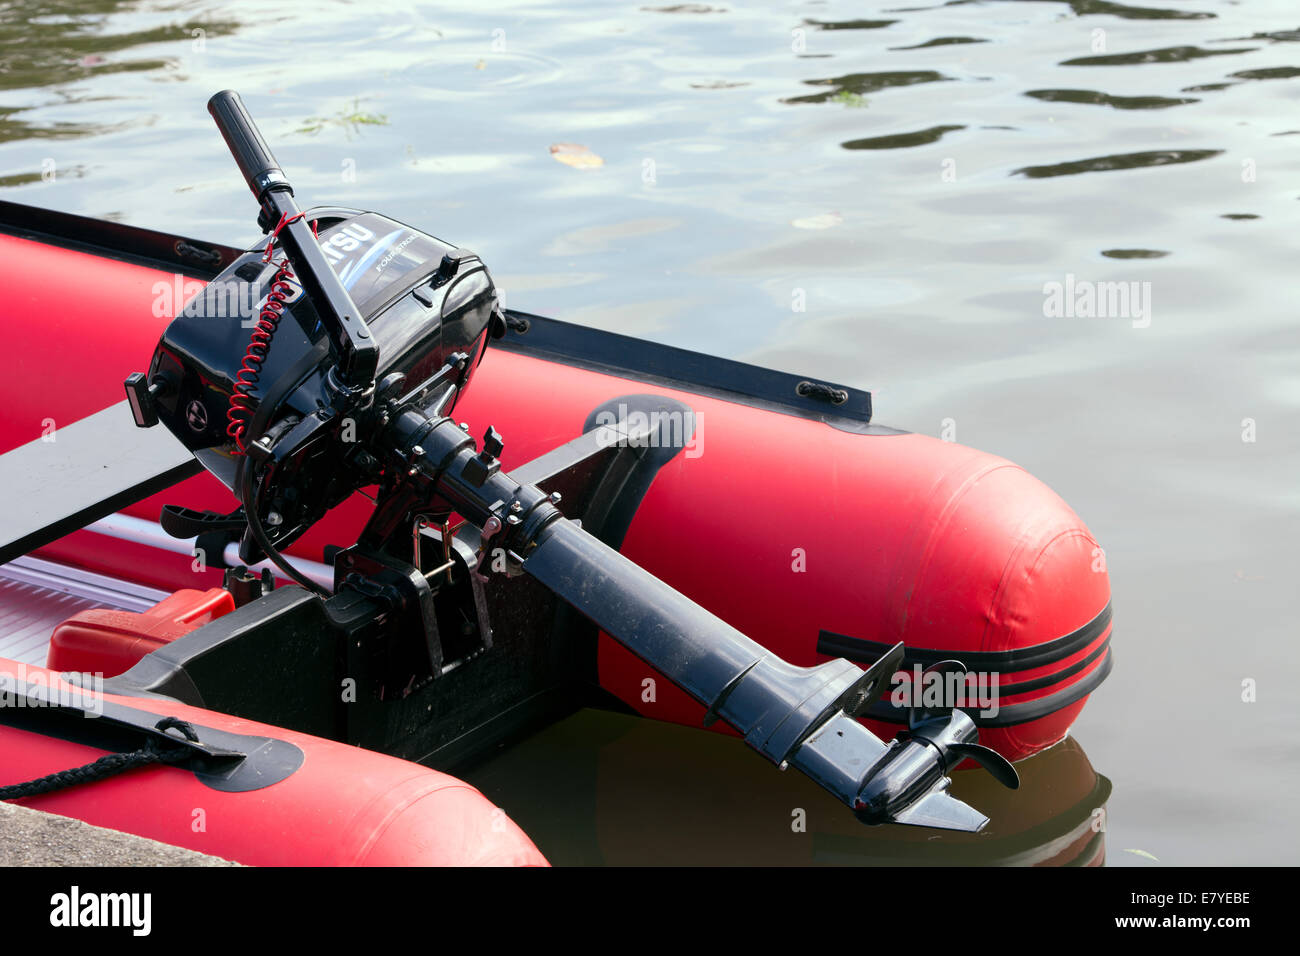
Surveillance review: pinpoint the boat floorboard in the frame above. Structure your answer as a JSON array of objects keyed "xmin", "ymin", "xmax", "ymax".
[{"xmin": 0, "ymin": 557, "xmax": 168, "ymax": 667}]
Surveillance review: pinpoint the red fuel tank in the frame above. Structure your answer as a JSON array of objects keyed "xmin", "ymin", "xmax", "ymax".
[{"xmin": 47, "ymin": 587, "xmax": 234, "ymax": 677}]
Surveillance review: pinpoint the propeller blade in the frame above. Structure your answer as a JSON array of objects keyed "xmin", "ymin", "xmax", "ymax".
[
  {"xmin": 908, "ymin": 658, "xmax": 968, "ymax": 728},
  {"xmin": 948, "ymin": 742, "xmax": 1021, "ymax": 790}
]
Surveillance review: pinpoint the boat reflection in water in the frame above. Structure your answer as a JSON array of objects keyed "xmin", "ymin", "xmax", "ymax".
[{"xmin": 466, "ymin": 711, "xmax": 1111, "ymax": 867}]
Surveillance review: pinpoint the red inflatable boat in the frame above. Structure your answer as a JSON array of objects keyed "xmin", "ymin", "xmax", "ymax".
[
  {"xmin": 0, "ymin": 662, "xmax": 544, "ymax": 866},
  {"xmin": 0, "ymin": 92, "xmax": 1112, "ymax": 863}
]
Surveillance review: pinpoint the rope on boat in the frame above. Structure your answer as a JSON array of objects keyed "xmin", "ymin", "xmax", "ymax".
[
  {"xmin": 796, "ymin": 380, "xmax": 850, "ymax": 406},
  {"xmin": 0, "ymin": 717, "xmax": 199, "ymax": 801}
]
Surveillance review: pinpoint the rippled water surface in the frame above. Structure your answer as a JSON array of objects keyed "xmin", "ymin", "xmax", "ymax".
[{"xmin": 3, "ymin": 0, "xmax": 1297, "ymax": 865}]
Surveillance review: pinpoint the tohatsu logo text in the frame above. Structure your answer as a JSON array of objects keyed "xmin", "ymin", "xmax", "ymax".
[{"xmin": 50, "ymin": 886, "xmax": 151, "ymax": 936}]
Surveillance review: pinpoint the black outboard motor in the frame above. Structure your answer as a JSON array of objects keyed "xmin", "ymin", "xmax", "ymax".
[
  {"xmin": 125, "ymin": 91, "xmax": 1018, "ymax": 832},
  {"xmin": 144, "ymin": 209, "xmax": 499, "ymax": 556}
]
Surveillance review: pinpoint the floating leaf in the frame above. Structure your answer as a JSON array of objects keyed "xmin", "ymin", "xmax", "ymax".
[
  {"xmin": 791, "ymin": 211, "xmax": 843, "ymax": 230},
  {"xmin": 297, "ymin": 98, "xmax": 388, "ymax": 138},
  {"xmin": 550, "ymin": 143, "xmax": 604, "ymax": 169},
  {"xmin": 1123, "ymin": 848, "xmax": 1161, "ymax": 862}
]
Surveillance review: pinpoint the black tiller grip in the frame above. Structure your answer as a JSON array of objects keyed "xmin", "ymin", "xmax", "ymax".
[{"xmin": 207, "ymin": 90, "xmax": 291, "ymax": 201}]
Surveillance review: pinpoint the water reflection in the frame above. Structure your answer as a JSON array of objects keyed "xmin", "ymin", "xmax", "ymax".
[
  {"xmin": 0, "ymin": 0, "xmax": 238, "ymax": 94},
  {"xmin": 640, "ymin": 4, "xmax": 727, "ymax": 13},
  {"xmin": 886, "ymin": 0, "xmax": 1211, "ymax": 18},
  {"xmin": 891, "ymin": 36, "xmax": 987, "ymax": 50},
  {"xmin": 0, "ymin": 170, "xmax": 44, "ymax": 188},
  {"xmin": 465, "ymin": 711, "xmax": 1112, "ymax": 867},
  {"xmin": 783, "ymin": 70, "xmax": 950, "ymax": 105},
  {"xmin": 1177, "ymin": 65, "xmax": 1300, "ymax": 96},
  {"xmin": 1101, "ymin": 249, "xmax": 1170, "ymax": 259},
  {"xmin": 842, "ymin": 123, "xmax": 965, "ymax": 151},
  {"xmin": 1056, "ymin": 0, "xmax": 1214, "ymax": 20},
  {"xmin": 1224, "ymin": 28, "xmax": 1300, "ymax": 43},
  {"xmin": 0, "ymin": 0, "xmax": 238, "ymax": 151},
  {"xmin": 802, "ymin": 18, "xmax": 899, "ymax": 32},
  {"xmin": 1014, "ymin": 148, "xmax": 1223, "ymax": 179},
  {"xmin": 1024, "ymin": 89, "xmax": 1198, "ymax": 110},
  {"xmin": 1063, "ymin": 45, "xmax": 1256, "ymax": 67},
  {"xmin": 0, "ymin": 109, "xmax": 130, "ymax": 145},
  {"xmin": 1230, "ymin": 66, "xmax": 1300, "ymax": 81}
]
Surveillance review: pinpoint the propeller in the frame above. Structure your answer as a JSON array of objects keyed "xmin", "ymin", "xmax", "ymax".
[
  {"xmin": 890, "ymin": 655, "xmax": 1020, "ymax": 788},
  {"xmin": 898, "ymin": 712, "xmax": 1021, "ymax": 791},
  {"xmin": 904, "ymin": 657, "xmax": 968, "ymax": 727},
  {"xmin": 948, "ymin": 742, "xmax": 1020, "ymax": 790}
]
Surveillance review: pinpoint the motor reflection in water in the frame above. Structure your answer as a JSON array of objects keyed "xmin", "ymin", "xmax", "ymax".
[{"xmin": 465, "ymin": 710, "xmax": 1111, "ymax": 867}]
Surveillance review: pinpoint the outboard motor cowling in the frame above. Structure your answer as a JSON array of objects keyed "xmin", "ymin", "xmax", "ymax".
[{"xmin": 145, "ymin": 208, "xmax": 499, "ymax": 550}]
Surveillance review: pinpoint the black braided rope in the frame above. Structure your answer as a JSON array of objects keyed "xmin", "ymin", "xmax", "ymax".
[
  {"xmin": 0, "ymin": 717, "xmax": 199, "ymax": 801},
  {"xmin": 796, "ymin": 380, "xmax": 850, "ymax": 406}
]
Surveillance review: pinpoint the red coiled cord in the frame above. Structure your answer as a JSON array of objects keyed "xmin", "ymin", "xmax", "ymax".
[{"xmin": 226, "ymin": 213, "xmax": 316, "ymax": 453}]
